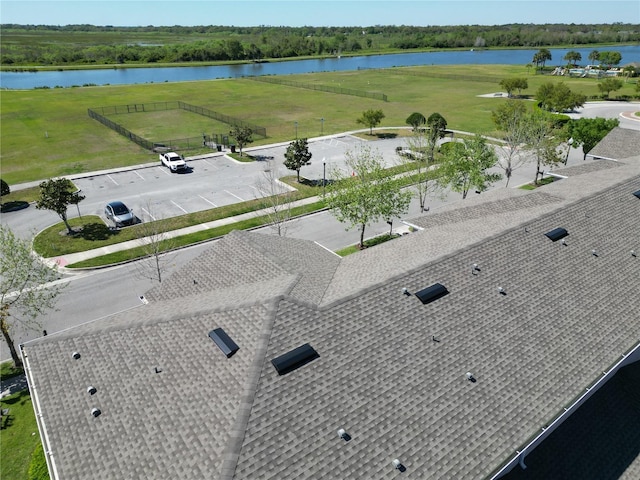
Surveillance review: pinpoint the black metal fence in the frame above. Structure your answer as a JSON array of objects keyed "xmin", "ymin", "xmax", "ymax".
[
  {"xmin": 248, "ymin": 76, "xmax": 388, "ymax": 102},
  {"xmin": 178, "ymin": 102, "xmax": 266, "ymax": 137},
  {"xmin": 87, "ymin": 101, "xmax": 267, "ymax": 152},
  {"xmin": 87, "ymin": 108, "xmax": 154, "ymax": 150}
]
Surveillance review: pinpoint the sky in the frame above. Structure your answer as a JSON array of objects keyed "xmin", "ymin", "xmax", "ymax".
[{"xmin": 1, "ymin": 0, "xmax": 639, "ymax": 27}]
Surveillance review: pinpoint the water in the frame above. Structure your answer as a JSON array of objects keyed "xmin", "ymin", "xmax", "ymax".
[{"xmin": 1, "ymin": 45, "xmax": 638, "ymax": 90}]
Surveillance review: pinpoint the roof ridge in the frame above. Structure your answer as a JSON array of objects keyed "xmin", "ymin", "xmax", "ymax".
[{"xmin": 320, "ymin": 172, "xmax": 640, "ymax": 309}]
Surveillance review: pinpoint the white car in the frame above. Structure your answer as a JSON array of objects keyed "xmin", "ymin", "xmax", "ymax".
[{"xmin": 159, "ymin": 152, "xmax": 188, "ymax": 173}]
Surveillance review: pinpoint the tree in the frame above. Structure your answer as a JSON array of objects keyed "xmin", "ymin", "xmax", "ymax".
[
  {"xmin": 406, "ymin": 112, "xmax": 426, "ymax": 132},
  {"xmin": 523, "ymin": 111, "xmax": 566, "ymax": 185},
  {"xmin": 398, "ymin": 130, "xmax": 443, "ymax": 213},
  {"xmin": 254, "ymin": 159, "xmax": 295, "ymax": 236},
  {"xmin": 134, "ymin": 202, "xmax": 177, "ymax": 284},
  {"xmin": 229, "ymin": 125, "xmax": 253, "ymax": 157},
  {"xmin": 597, "ymin": 78, "xmax": 624, "ymax": 98},
  {"xmin": 598, "ymin": 51, "xmax": 622, "ymax": 68},
  {"xmin": 437, "ymin": 135, "xmax": 502, "ymax": 199},
  {"xmin": 36, "ymin": 178, "xmax": 85, "ymax": 235},
  {"xmin": 283, "ymin": 138, "xmax": 312, "ymax": 182},
  {"xmin": 563, "ymin": 51, "xmax": 582, "ymax": 66},
  {"xmin": 622, "ymin": 65, "xmax": 636, "ymax": 83},
  {"xmin": 533, "ymin": 48, "xmax": 552, "ymax": 70},
  {"xmin": 325, "ymin": 144, "xmax": 412, "ymax": 247},
  {"xmin": 491, "ymin": 100, "xmax": 530, "ymax": 186},
  {"xmin": 588, "ymin": 50, "xmax": 600, "ymax": 64},
  {"xmin": 568, "ymin": 117, "xmax": 620, "ymax": 160},
  {"xmin": 356, "ymin": 109, "xmax": 385, "ymax": 135},
  {"xmin": 426, "ymin": 112, "xmax": 448, "ymax": 163},
  {"xmin": 499, "ymin": 77, "xmax": 528, "ymax": 97},
  {"xmin": 535, "ymin": 82, "xmax": 586, "ymax": 112},
  {"xmin": 1, "ymin": 225, "xmax": 64, "ymax": 368},
  {"xmin": 0, "ymin": 179, "xmax": 9, "ymax": 197}
]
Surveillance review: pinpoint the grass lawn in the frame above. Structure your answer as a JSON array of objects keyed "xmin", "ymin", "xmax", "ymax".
[
  {"xmin": 3, "ymin": 64, "xmax": 633, "ymax": 186},
  {"xmin": 0, "ymin": 390, "xmax": 46, "ymax": 480},
  {"xmin": 0, "ymin": 361, "xmax": 24, "ymax": 381},
  {"xmin": 519, "ymin": 176, "xmax": 557, "ymax": 190},
  {"xmin": 336, "ymin": 232, "xmax": 402, "ymax": 257}
]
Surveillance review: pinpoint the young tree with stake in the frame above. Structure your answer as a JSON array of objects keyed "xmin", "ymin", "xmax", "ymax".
[
  {"xmin": 36, "ymin": 178, "xmax": 85, "ymax": 235},
  {"xmin": 284, "ymin": 138, "xmax": 312, "ymax": 182}
]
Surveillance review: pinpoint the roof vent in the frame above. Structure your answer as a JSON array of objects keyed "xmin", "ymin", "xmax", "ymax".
[
  {"xmin": 87, "ymin": 386, "xmax": 97, "ymax": 395},
  {"xmin": 208, "ymin": 328, "xmax": 239, "ymax": 358},
  {"xmin": 592, "ymin": 249, "xmax": 599, "ymax": 257},
  {"xmin": 272, "ymin": 343, "xmax": 319, "ymax": 376},
  {"xmin": 631, "ymin": 250, "xmax": 637, "ymax": 257},
  {"xmin": 337, "ymin": 428, "xmax": 351, "ymax": 441},
  {"xmin": 633, "ymin": 189, "xmax": 640, "ymax": 199},
  {"xmin": 71, "ymin": 351, "xmax": 81, "ymax": 360},
  {"xmin": 498, "ymin": 286, "xmax": 506, "ymax": 295},
  {"xmin": 471, "ymin": 263, "xmax": 481, "ymax": 275},
  {"xmin": 392, "ymin": 459, "xmax": 406, "ymax": 472},
  {"xmin": 91, "ymin": 408, "xmax": 101, "ymax": 418},
  {"xmin": 466, "ymin": 372, "xmax": 477, "ymax": 383},
  {"xmin": 545, "ymin": 227, "xmax": 569, "ymax": 242},
  {"xmin": 415, "ymin": 283, "xmax": 449, "ymax": 304},
  {"xmin": 401, "ymin": 287, "xmax": 411, "ymax": 296}
]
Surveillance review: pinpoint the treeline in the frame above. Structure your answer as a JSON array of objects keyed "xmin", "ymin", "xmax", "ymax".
[{"xmin": 1, "ymin": 23, "xmax": 638, "ymax": 66}]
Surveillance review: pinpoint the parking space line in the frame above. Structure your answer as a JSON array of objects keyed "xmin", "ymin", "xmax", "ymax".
[
  {"xmin": 224, "ymin": 190, "xmax": 244, "ymax": 201},
  {"xmin": 171, "ymin": 200, "xmax": 188, "ymax": 213},
  {"xmin": 107, "ymin": 175, "xmax": 119, "ymax": 185},
  {"xmin": 141, "ymin": 207, "xmax": 156, "ymax": 221},
  {"xmin": 158, "ymin": 166, "xmax": 171, "ymax": 176},
  {"xmin": 198, "ymin": 195, "xmax": 217, "ymax": 207},
  {"xmin": 249, "ymin": 185, "xmax": 267, "ymax": 197},
  {"xmin": 201, "ymin": 159, "xmax": 214, "ymax": 167},
  {"xmin": 134, "ymin": 170, "xmax": 146, "ymax": 181}
]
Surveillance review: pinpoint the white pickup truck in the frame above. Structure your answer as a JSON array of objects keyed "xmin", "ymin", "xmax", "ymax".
[{"xmin": 159, "ymin": 152, "xmax": 188, "ymax": 173}]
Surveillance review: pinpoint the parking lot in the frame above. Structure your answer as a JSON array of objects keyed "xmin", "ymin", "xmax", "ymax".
[
  {"xmin": 73, "ymin": 155, "xmax": 294, "ymax": 222},
  {"xmin": 71, "ymin": 134, "xmax": 408, "ymax": 224}
]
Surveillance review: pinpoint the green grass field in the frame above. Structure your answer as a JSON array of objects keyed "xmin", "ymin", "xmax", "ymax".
[
  {"xmin": 0, "ymin": 390, "xmax": 44, "ymax": 480},
  {"xmin": 3, "ymin": 64, "xmax": 634, "ymax": 186}
]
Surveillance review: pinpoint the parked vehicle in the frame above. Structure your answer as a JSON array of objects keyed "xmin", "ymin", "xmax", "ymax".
[
  {"xmin": 160, "ymin": 152, "xmax": 188, "ymax": 172},
  {"xmin": 105, "ymin": 201, "xmax": 135, "ymax": 227}
]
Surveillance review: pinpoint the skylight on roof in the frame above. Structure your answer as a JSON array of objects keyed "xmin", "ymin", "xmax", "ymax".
[
  {"xmin": 272, "ymin": 343, "xmax": 319, "ymax": 375},
  {"xmin": 545, "ymin": 227, "xmax": 569, "ymax": 242},
  {"xmin": 633, "ymin": 189, "xmax": 640, "ymax": 199},
  {"xmin": 415, "ymin": 283, "xmax": 449, "ymax": 304},
  {"xmin": 208, "ymin": 328, "xmax": 239, "ymax": 358}
]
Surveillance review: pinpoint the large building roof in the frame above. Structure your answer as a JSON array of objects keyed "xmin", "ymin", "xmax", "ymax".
[{"xmin": 23, "ymin": 135, "xmax": 640, "ymax": 479}]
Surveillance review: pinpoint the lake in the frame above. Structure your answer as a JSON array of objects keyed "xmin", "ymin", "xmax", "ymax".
[{"xmin": 1, "ymin": 45, "xmax": 638, "ymax": 90}]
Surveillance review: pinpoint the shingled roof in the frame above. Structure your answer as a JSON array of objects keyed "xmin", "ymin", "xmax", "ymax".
[
  {"xmin": 587, "ymin": 126, "xmax": 640, "ymax": 162},
  {"xmin": 23, "ymin": 147, "xmax": 640, "ymax": 479}
]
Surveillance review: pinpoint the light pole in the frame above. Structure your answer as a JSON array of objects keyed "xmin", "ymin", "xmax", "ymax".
[
  {"xmin": 321, "ymin": 117, "xmax": 324, "ymax": 136},
  {"xmin": 564, "ymin": 137, "xmax": 573, "ymax": 165},
  {"xmin": 294, "ymin": 121, "xmax": 298, "ymax": 139},
  {"xmin": 322, "ymin": 157, "xmax": 326, "ymax": 196}
]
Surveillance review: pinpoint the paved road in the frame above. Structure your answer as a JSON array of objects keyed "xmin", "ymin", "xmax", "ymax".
[{"xmin": 2, "ymin": 102, "xmax": 638, "ymax": 362}]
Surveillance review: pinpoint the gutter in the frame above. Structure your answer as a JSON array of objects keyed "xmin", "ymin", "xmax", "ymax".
[
  {"xmin": 21, "ymin": 344, "xmax": 60, "ymax": 480},
  {"xmin": 490, "ymin": 339, "xmax": 640, "ymax": 479}
]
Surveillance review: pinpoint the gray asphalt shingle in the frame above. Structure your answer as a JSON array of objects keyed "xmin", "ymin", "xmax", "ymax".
[{"xmin": 22, "ymin": 130, "xmax": 640, "ymax": 480}]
